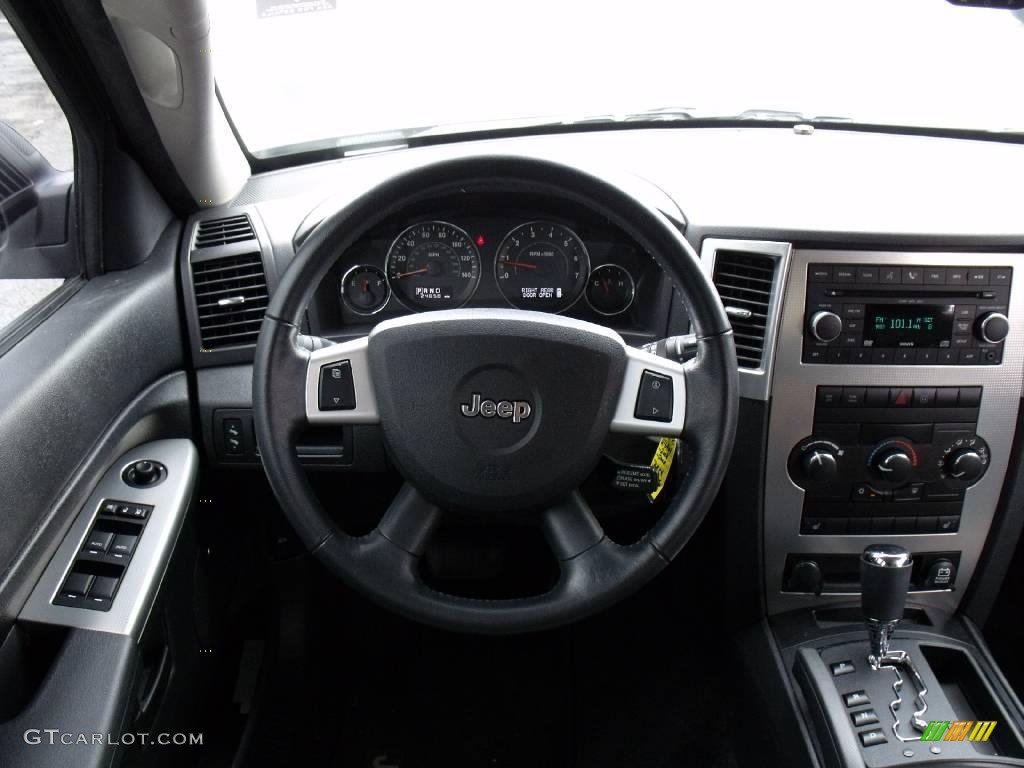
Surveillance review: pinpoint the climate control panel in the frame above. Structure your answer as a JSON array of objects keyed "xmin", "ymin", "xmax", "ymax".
[{"xmin": 788, "ymin": 385, "xmax": 988, "ymax": 535}]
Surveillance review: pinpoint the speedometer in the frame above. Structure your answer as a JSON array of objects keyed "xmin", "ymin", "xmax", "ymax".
[
  {"xmin": 386, "ymin": 221, "xmax": 481, "ymax": 310},
  {"xmin": 494, "ymin": 221, "xmax": 589, "ymax": 312}
]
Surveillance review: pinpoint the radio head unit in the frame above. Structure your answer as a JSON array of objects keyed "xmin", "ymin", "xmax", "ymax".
[{"xmin": 803, "ymin": 264, "xmax": 1011, "ymax": 365}]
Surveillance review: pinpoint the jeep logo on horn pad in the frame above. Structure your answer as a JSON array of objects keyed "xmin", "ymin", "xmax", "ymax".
[{"xmin": 460, "ymin": 393, "xmax": 532, "ymax": 423}]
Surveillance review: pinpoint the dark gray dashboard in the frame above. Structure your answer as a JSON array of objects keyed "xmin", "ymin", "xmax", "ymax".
[{"xmin": 178, "ymin": 124, "xmax": 1024, "ymax": 623}]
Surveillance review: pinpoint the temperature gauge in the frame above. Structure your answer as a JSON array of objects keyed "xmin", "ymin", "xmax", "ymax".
[
  {"xmin": 585, "ymin": 264, "xmax": 635, "ymax": 316},
  {"xmin": 341, "ymin": 265, "xmax": 390, "ymax": 315}
]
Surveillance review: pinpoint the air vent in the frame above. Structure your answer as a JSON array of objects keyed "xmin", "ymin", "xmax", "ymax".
[
  {"xmin": 192, "ymin": 252, "xmax": 268, "ymax": 349},
  {"xmin": 0, "ymin": 155, "xmax": 30, "ymax": 202},
  {"xmin": 712, "ymin": 250, "xmax": 779, "ymax": 369},
  {"xmin": 194, "ymin": 214, "xmax": 255, "ymax": 248}
]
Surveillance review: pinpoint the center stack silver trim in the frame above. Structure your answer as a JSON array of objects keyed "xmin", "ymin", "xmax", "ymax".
[{"xmin": 764, "ymin": 250, "xmax": 1024, "ymax": 615}]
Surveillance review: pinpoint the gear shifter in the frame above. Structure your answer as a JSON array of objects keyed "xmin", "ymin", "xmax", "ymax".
[{"xmin": 860, "ymin": 543, "xmax": 913, "ymax": 663}]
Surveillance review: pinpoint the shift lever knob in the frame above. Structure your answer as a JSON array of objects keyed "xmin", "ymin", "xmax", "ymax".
[{"xmin": 861, "ymin": 544, "xmax": 913, "ymax": 662}]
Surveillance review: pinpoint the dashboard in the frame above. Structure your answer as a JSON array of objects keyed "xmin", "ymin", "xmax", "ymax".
[{"xmin": 182, "ymin": 125, "xmax": 1024, "ymax": 626}]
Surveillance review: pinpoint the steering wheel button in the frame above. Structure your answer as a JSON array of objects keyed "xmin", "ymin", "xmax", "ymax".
[
  {"xmin": 634, "ymin": 370, "xmax": 673, "ymax": 422},
  {"xmin": 319, "ymin": 361, "xmax": 356, "ymax": 410}
]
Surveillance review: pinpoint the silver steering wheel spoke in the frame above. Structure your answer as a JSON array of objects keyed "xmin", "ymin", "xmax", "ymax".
[
  {"xmin": 608, "ymin": 345, "xmax": 687, "ymax": 436},
  {"xmin": 304, "ymin": 336, "xmax": 381, "ymax": 424}
]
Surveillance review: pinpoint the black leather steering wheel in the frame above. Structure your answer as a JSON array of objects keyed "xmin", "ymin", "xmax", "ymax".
[{"xmin": 253, "ymin": 156, "xmax": 738, "ymax": 634}]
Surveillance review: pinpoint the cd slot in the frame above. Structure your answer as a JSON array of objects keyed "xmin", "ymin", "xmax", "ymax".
[{"xmin": 823, "ymin": 288, "xmax": 994, "ymax": 299}]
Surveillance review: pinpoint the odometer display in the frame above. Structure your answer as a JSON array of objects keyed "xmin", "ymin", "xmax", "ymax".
[
  {"xmin": 495, "ymin": 221, "xmax": 590, "ymax": 312},
  {"xmin": 386, "ymin": 221, "xmax": 481, "ymax": 310}
]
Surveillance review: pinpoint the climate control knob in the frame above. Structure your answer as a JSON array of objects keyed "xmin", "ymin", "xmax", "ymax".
[
  {"xmin": 868, "ymin": 439, "xmax": 916, "ymax": 486},
  {"xmin": 808, "ymin": 311, "xmax": 843, "ymax": 343},
  {"xmin": 802, "ymin": 448, "xmax": 839, "ymax": 483},
  {"xmin": 944, "ymin": 449, "xmax": 986, "ymax": 485},
  {"xmin": 976, "ymin": 312, "xmax": 1010, "ymax": 344}
]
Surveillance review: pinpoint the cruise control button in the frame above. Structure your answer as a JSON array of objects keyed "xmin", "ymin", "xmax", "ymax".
[
  {"xmin": 634, "ymin": 371, "xmax": 673, "ymax": 422},
  {"xmin": 319, "ymin": 361, "xmax": 356, "ymax": 411}
]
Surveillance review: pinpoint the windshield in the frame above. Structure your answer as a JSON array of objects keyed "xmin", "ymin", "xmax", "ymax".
[{"xmin": 213, "ymin": 0, "xmax": 1024, "ymax": 157}]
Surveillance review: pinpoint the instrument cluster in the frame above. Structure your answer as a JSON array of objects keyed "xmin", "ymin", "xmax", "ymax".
[{"xmin": 336, "ymin": 217, "xmax": 642, "ymax": 320}]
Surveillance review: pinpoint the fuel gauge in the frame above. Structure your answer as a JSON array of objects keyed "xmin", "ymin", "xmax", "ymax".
[
  {"xmin": 341, "ymin": 265, "xmax": 390, "ymax": 315},
  {"xmin": 585, "ymin": 264, "xmax": 635, "ymax": 316}
]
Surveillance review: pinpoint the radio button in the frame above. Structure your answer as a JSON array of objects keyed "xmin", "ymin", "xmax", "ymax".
[
  {"xmin": 829, "ymin": 349, "xmax": 849, "ymax": 364},
  {"xmin": 852, "ymin": 349, "xmax": 872, "ymax": 364},
  {"xmin": 856, "ymin": 266, "xmax": 878, "ymax": 283},
  {"xmin": 948, "ymin": 268, "xmax": 968, "ymax": 285},
  {"xmin": 991, "ymin": 268, "xmax": 1012, "ymax": 285},
  {"xmin": 809, "ymin": 265, "xmax": 832, "ymax": 282},
  {"xmin": 952, "ymin": 336, "xmax": 972, "ymax": 348},
  {"xmin": 843, "ymin": 304, "xmax": 865, "ymax": 318},
  {"xmin": 834, "ymin": 266, "xmax": 856, "ymax": 282},
  {"xmin": 840, "ymin": 335, "xmax": 861, "ymax": 347},
  {"xmin": 959, "ymin": 349, "xmax": 980, "ymax": 364},
  {"xmin": 953, "ymin": 319, "xmax": 973, "ymax": 335},
  {"xmin": 968, "ymin": 269, "xmax": 990, "ymax": 285},
  {"xmin": 924, "ymin": 268, "xmax": 946, "ymax": 285},
  {"xmin": 872, "ymin": 349, "xmax": 893, "ymax": 364},
  {"xmin": 937, "ymin": 349, "xmax": 957, "ymax": 365},
  {"xmin": 895, "ymin": 349, "xmax": 915, "ymax": 364},
  {"xmin": 877, "ymin": 266, "xmax": 898, "ymax": 284},
  {"xmin": 978, "ymin": 312, "xmax": 1010, "ymax": 344},
  {"xmin": 956, "ymin": 305, "xmax": 977, "ymax": 319},
  {"xmin": 809, "ymin": 311, "xmax": 843, "ymax": 342},
  {"xmin": 916, "ymin": 350, "xmax": 937, "ymax": 365},
  {"xmin": 902, "ymin": 268, "xmax": 924, "ymax": 284},
  {"xmin": 803, "ymin": 347, "xmax": 827, "ymax": 364}
]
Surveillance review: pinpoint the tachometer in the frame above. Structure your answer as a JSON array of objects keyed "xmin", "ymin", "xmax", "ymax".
[
  {"xmin": 495, "ymin": 221, "xmax": 589, "ymax": 312},
  {"xmin": 386, "ymin": 221, "xmax": 481, "ymax": 310}
]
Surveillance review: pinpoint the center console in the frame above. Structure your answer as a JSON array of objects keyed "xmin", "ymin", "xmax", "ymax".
[
  {"xmin": 761, "ymin": 249, "xmax": 1024, "ymax": 617},
  {"xmin": 702, "ymin": 244, "xmax": 1024, "ymax": 768}
]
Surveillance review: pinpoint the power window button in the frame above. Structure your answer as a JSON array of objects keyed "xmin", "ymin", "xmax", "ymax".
[{"xmin": 634, "ymin": 371, "xmax": 673, "ymax": 422}]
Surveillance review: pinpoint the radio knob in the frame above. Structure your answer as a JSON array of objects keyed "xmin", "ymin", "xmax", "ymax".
[
  {"xmin": 809, "ymin": 311, "xmax": 843, "ymax": 343},
  {"xmin": 802, "ymin": 448, "xmax": 839, "ymax": 483},
  {"xmin": 977, "ymin": 312, "xmax": 1010, "ymax": 344},
  {"xmin": 870, "ymin": 446, "xmax": 914, "ymax": 485},
  {"xmin": 944, "ymin": 449, "xmax": 986, "ymax": 485}
]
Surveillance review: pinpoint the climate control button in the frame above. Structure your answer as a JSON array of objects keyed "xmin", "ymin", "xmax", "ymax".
[{"xmin": 867, "ymin": 438, "xmax": 917, "ymax": 487}]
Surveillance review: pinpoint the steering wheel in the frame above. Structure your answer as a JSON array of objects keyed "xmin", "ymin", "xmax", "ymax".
[{"xmin": 253, "ymin": 156, "xmax": 738, "ymax": 634}]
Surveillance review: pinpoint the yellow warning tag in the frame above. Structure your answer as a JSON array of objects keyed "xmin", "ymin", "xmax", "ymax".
[{"xmin": 648, "ymin": 438, "xmax": 678, "ymax": 502}]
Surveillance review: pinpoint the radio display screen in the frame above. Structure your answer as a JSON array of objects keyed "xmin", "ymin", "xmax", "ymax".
[{"xmin": 864, "ymin": 304, "xmax": 955, "ymax": 347}]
